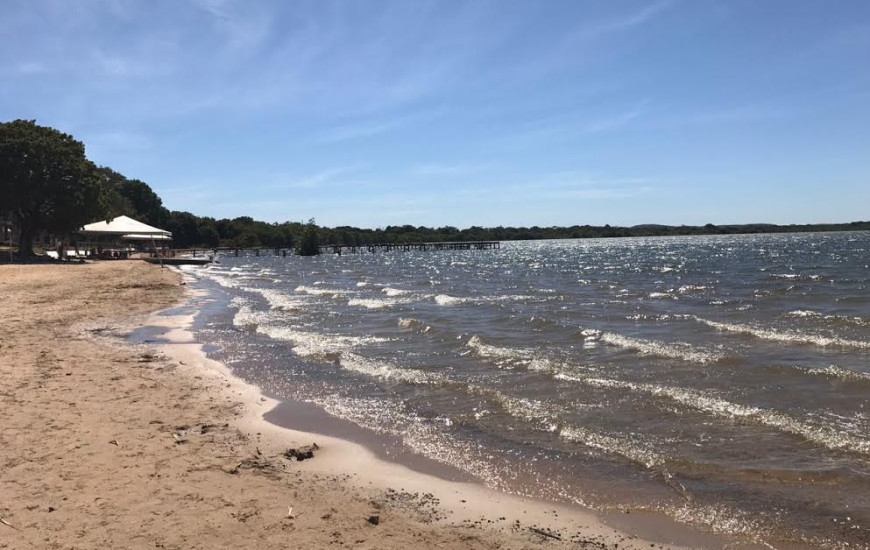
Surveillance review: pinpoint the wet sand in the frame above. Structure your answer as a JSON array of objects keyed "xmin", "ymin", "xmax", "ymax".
[{"xmin": 1, "ymin": 261, "xmax": 744, "ymax": 549}]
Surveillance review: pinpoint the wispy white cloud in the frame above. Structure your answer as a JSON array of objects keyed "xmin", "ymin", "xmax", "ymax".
[
  {"xmin": 409, "ymin": 162, "xmax": 494, "ymax": 177},
  {"xmin": 585, "ymin": 99, "xmax": 651, "ymax": 132},
  {"xmin": 270, "ymin": 166, "xmax": 366, "ymax": 189},
  {"xmin": 599, "ymin": 0, "xmax": 678, "ymax": 34},
  {"xmin": 188, "ymin": 0, "xmax": 234, "ymax": 18},
  {"xmin": 316, "ymin": 120, "xmax": 406, "ymax": 144},
  {"xmin": 497, "ymin": 99, "xmax": 652, "ymax": 148},
  {"xmin": 316, "ymin": 111, "xmax": 441, "ymax": 143}
]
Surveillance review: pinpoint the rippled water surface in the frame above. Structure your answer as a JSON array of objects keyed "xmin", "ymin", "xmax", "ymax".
[{"xmin": 183, "ymin": 232, "xmax": 870, "ymax": 548}]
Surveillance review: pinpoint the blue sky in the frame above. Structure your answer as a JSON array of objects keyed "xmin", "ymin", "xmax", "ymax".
[{"xmin": 1, "ymin": 0, "xmax": 868, "ymax": 228}]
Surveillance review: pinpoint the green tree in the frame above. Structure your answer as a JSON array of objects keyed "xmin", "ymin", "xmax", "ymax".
[
  {"xmin": 0, "ymin": 120, "xmax": 104, "ymax": 256},
  {"xmin": 95, "ymin": 166, "xmax": 169, "ymax": 227},
  {"xmin": 297, "ymin": 218, "xmax": 320, "ymax": 256}
]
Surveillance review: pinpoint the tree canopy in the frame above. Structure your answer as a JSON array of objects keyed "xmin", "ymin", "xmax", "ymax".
[
  {"xmin": 0, "ymin": 120, "xmax": 104, "ymax": 255},
  {"xmin": 296, "ymin": 218, "xmax": 320, "ymax": 256}
]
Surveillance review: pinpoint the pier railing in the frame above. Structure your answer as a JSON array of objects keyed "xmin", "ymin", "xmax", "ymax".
[
  {"xmin": 319, "ymin": 241, "xmax": 501, "ymax": 254},
  {"xmin": 174, "ymin": 241, "xmax": 501, "ymax": 258}
]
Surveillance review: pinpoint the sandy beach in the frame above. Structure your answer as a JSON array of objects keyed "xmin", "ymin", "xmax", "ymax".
[{"xmin": 0, "ymin": 261, "xmax": 732, "ymax": 549}]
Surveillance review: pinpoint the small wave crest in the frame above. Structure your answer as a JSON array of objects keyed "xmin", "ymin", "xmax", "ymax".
[
  {"xmin": 787, "ymin": 310, "xmax": 870, "ymax": 327},
  {"xmin": 340, "ymin": 352, "xmax": 445, "ymax": 385},
  {"xmin": 398, "ymin": 317, "xmax": 423, "ymax": 330},
  {"xmin": 599, "ymin": 332, "xmax": 724, "ymax": 364},
  {"xmin": 231, "ymin": 303, "xmax": 271, "ymax": 329},
  {"xmin": 693, "ymin": 317, "xmax": 870, "ymax": 350},
  {"xmin": 466, "ymin": 336, "xmax": 562, "ymax": 373},
  {"xmin": 251, "ymin": 288, "xmax": 305, "ymax": 311},
  {"xmin": 800, "ymin": 365, "xmax": 870, "ymax": 383},
  {"xmin": 381, "ymin": 287, "xmax": 411, "ymax": 297},
  {"xmin": 250, "ymin": 325, "xmax": 444, "ymax": 384},
  {"xmin": 347, "ymin": 298, "xmax": 400, "ymax": 310},
  {"xmin": 295, "ymin": 285, "xmax": 350, "ymax": 298},
  {"xmin": 559, "ymin": 425, "xmax": 665, "ymax": 469},
  {"xmin": 555, "ymin": 374, "xmax": 870, "ymax": 457},
  {"xmin": 769, "ymin": 273, "xmax": 825, "ymax": 281},
  {"xmin": 434, "ymin": 294, "xmax": 466, "ymax": 306}
]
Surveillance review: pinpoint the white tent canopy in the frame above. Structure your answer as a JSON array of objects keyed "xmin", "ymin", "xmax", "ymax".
[{"xmin": 79, "ymin": 215, "xmax": 172, "ymax": 239}]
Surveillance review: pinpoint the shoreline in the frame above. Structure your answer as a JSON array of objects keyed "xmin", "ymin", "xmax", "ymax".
[
  {"xmin": 0, "ymin": 261, "xmax": 781, "ymax": 549},
  {"xmin": 151, "ymin": 266, "xmax": 774, "ymax": 550}
]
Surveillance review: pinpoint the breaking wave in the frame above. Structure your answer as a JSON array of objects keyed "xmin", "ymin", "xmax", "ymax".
[
  {"xmin": 347, "ymin": 298, "xmax": 400, "ymax": 310},
  {"xmin": 598, "ymin": 332, "xmax": 725, "ymax": 364},
  {"xmin": 381, "ymin": 287, "xmax": 412, "ymax": 297},
  {"xmin": 434, "ymin": 294, "xmax": 466, "ymax": 306},
  {"xmin": 693, "ymin": 317, "xmax": 870, "ymax": 350},
  {"xmin": 294, "ymin": 285, "xmax": 351, "ymax": 298},
  {"xmin": 555, "ymin": 374, "xmax": 870, "ymax": 456},
  {"xmin": 787, "ymin": 310, "xmax": 870, "ymax": 327},
  {"xmin": 799, "ymin": 365, "xmax": 870, "ymax": 383}
]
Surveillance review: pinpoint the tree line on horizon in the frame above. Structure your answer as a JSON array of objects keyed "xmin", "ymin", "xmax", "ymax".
[{"xmin": 2, "ymin": 119, "xmax": 868, "ymax": 256}]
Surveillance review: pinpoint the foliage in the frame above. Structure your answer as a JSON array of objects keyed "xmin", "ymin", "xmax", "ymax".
[
  {"xmin": 0, "ymin": 120, "xmax": 104, "ymax": 255},
  {"xmin": 296, "ymin": 218, "xmax": 320, "ymax": 256}
]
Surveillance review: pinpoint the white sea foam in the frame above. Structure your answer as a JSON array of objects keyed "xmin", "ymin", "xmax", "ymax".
[
  {"xmin": 294, "ymin": 285, "xmax": 350, "ymax": 298},
  {"xmin": 381, "ymin": 287, "xmax": 411, "ymax": 297},
  {"xmin": 599, "ymin": 332, "xmax": 724, "ymax": 364},
  {"xmin": 788, "ymin": 309, "xmax": 820, "ymax": 318},
  {"xmin": 199, "ymin": 271, "xmax": 242, "ymax": 289},
  {"xmin": 434, "ymin": 294, "xmax": 466, "ymax": 306},
  {"xmin": 340, "ymin": 352, "xmax": 444, "ymax": 385},
  {"xmin": 468, "ymin": 335, "xmax": 534, "ymax": 363},
  {"xmin": 693, "ymin": 317, "xmax": 870, "ymax": 350},
  {"xmin": 769, "ymin": 273, "xmax": 824, "ymax": 281},
  {"xmin": 678, "ymin": 285, "xmax": 709, "ymax": 294},
  {"xmin": 251, "ymin": 288, "xmax": 305, "ymax": 311},
  {"xmin": 255, "ymin": 324, "xmax": 387, "ymax": 355},
  {"xmin": 482, "ymin": 294, "xmax": 535, "ymax": 302},
  {"xmin": 580, "ymin": 328, "xmax": 602, "ymax": 339},
  {"xmin": 347, "ymin": 298, "xmax": 404, "ymax": 310},
  {"xmin": 467, "ymin": 336, "xmax": 567, "ymax": 374},
  {"xmin": 251, "ymin": 322, "xmax": 439, "ymax": 385},
  {"xmin": 231, "ymin": 303, "xmax": 271, "ymax": 328}
]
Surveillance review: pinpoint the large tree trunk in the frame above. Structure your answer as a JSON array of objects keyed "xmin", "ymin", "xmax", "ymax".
[{"xmin": 15, "ymin": 215, "xmax": 35, "ymax": 257}]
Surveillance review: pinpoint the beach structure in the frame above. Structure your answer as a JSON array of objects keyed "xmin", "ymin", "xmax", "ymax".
[
  {"xmin": 80, "ymin": 215, "xmax": 172, "ymax": 240},
  {"xmin": 75, "ymin": 215, "xmax": 172, "ymax": 261}
]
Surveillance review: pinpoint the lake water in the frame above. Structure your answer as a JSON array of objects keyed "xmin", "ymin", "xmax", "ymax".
[{"xmin": 182, "ymin": 232, "xmax": 870, "ymax": 548}]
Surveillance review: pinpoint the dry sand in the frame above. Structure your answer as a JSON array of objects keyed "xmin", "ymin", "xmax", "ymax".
[{"xmin": 1, "ymin": 261, "xmax": 723, "ymax": 549}]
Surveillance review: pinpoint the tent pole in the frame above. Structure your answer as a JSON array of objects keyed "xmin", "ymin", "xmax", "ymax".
[{"xmin": 151, "ymin": 234, "xmax": 164, "ymax": 269}]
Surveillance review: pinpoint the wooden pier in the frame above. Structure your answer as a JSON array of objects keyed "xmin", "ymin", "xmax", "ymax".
[
  {"xmin": 174, "ymin": 241, "xmax": 501, "ymax": 258},
  {"xmin": 319, "ymin": 241, "xmax": 501, "ymax": 255}
]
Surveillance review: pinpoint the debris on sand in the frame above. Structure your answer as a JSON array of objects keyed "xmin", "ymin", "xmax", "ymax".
[{"xmin": 283, "ymin": 443, "xmax": 319, "ymax": 461}]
